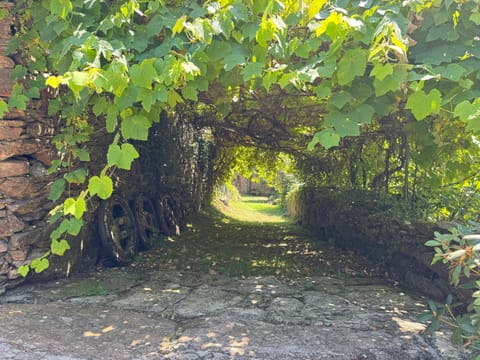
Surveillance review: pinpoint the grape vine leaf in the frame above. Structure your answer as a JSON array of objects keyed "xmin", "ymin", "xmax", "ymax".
[
  {"xmin": 337, "ymin": 48, "xmax": 367, "ymax": 86},
  {"xmin": 51, "ymin": 239, "xmax": 71, "ymax": 256},
  {"xmin": 308, "ymin": 128, "xmax": 340, "ymax": 150},
  {"xmin": 406, "ymin": 88, "xmax": 442, "ymax": 121},
  {"xmin": 121, "ymin": 114, "xmax": 151, "ymax": 140},
  {"xmin": 48, "ymin": 178, "xmax": 65, "ymax": 202},
  {"xmin": 454, "ymin": 100, "xmax": 480, "ymax": 132},
  {"xmin": 63, "ymin": 197, "xmax": 87, "ymax": 219},
  {"xmin": 88, "ymin": 175, "xmax": 114, "ymax": 200},
  {"xmin": 107, "ymin": 143, "xmax": 139, "ymax": 170},
  {"xmin": 0, "ymin": 99, "xmax": 7, "ymax": 118},
  {"xmin": 17, "ymin": 265, "xmax": 29, "ymax": 277},
  {"xmin": 31, "ymin": 258, "xmax": 50, "ymax": 273}
]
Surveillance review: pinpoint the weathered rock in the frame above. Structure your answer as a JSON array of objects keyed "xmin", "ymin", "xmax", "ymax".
[
  {"xmin": 0, "ymin": 120, "xmax": 25, "ymax": 128},
  {"xmin": 0, "ymin": 160, "xmax": 29, "ymax": 177},
  {"xmin": 6, "ymin": 197, "xmax": 44, "ymax": 216},
  {"xmin": 0, "ymin": 214, "xmax": 25, "ymax": 236},
  {"xmin": 6, "ymin": 269, "xmax": 20, "ymax": 280},
  {"xmin": 0, "ymin": 126, "xmax": 22, "ymax": 140},
  {"xmin": 32, "ymin": 149, "xmax": 54, "ymax": 167},
  {"xmin": 0, "ymin": 177, "xmax": 40, "ymax": 199},
  {"xmin": 29, "ymin": 161, "xmax": 48, "ymax": 178},
  {"xmin": 8, "ymin": 249, "xmax": 27, "ymax": 262},
  {"xmin": 8, "ymin": 229, "xmax": 45, "ymax": 250},
  {"xmin": 0, "ymin": 140, "xmax": 43, "ymax": 161},
  {"xmin": 0, "ymin": 55, "xmax": 14, "ymax": 69},
  {"xmin": 175, "ymin": 284, "xmax": 243, "ymax": 318},
  {"xmin": 0, "ymin": 239, "xmax": 6, "ymax": 253}
]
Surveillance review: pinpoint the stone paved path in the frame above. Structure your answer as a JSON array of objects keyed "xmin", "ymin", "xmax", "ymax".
[
  {"xmin": 0, "ymin": 201, "xmax": 472, "ymax": 360},
  {"xmin": 0, "ymin": 266, "xmax": 469, "ymax": 359}
]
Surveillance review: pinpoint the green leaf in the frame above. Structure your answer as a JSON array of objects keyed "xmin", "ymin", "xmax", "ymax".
[
  {"xmin": 77, "ymin": 148, "xmax": 90, "ymax": 162},
  {"xmin": 17, "ymin": 265, "xmax": 30, "ymax": 277},
  {"xmin": 131, "ymin": 60, "xmax": 157, "ymax": 89},
  {"xmin": 107, "ymin": 143, "xmax": 139, "ymax": 170},
  {"xmin": 324, "ymin": 110, "xmax": 360, "ymax": 137},
  {"xmin": 121, "ymin": 114, "xmax": 151, "ymax": 140},
  {"xmin": 308, "ymin": 128, "xmax": 340, "ymax": 150},
  {"xmin": 46, "ymin": 76, "xmax": 63, "ymax": 89},
  {"xmin": 417, "ymin": 312, "xmax": 434, "ymax": 322},
  {"xmin": 454, "ymin": 100, "xmax": 480, "ymax": 131},
  {"xmin": 308, "ymin": 0, "xmax": 327, "ymax": 19},
  {"xmin": 373, "ymin": 66, "xmax": 406, "ymax": 96},
  {"xmin": 63, "ymin": 197, "xmax": 87, "ymax": 219},
  {"xmin": 50, "ymin": 0, "xmax": 72, "ymax": 19},
  {"xmin": 406, "ymin": 89, "xmax": 442, "ymax": 121},
  {"xmin": 31, "ymin": 258, "xmax": 50, "ymax": 273},
  {"xmin": 172, "ymin": 15, "xmax": 186, "ymax": 35},
  {"xmin": 313, "ymin": 84, "xmax": 331, "ymax": 99},
  {"xmin": 64, "ymin": 168, "xmax": 87, "ymax": 184},
  {"xmin": 8, "ymin": 84, "xmax": 28, "ymax": 110},
  {"xmin": 182, "ymin": 85, "xmax": 198, "ymax": 101},
  {"xmin": 241, "ymin": 62, "xmax": 264, "ymax": 80},
  {"xmin": 370, "ymin": 63, "xmax": 393, "ymax": 81},
  {"xmin": 51, "ymin": 239, "xmax": 71, "ymax": 256},
  {"xmin": 337, "ymin": 48, "xmax": 367, "ymax": 86},
  {"xmin": 256, "ymin": 19, "xmax": 275, "ymax": 47},
  {"xmin": 63, "ymin": 218, "xmax": 83, "ymax": 236},
  {"xmin": 425, "ymin": 240, "xmax": 442, "ymax": 247},
  {"xmin": 92, "ymin": 96, "xmax": 108, "ymax": 116},
  {"xmin": 106, "ymin": 107, "xmax": 118, "ymax": 133},
  {"xmin": 0, "ymin": 99, "xmax": 7, "ymax": 118},
  {"xmin": 329, "ymin": 91, "xmax": 352, "ymax": 109},
  {"xmin": 48, "ymin": 178, "xmax": 66, "ymax": 202},
  {"xmin": 470, "ymin": 12, "xmax": 480, "ymax": 25},
  {"xmin": 88, "ymin": 175, "xmax": 114, "ymax": 200}
]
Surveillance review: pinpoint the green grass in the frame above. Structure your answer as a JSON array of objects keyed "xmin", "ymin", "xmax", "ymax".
[{"xmin": 218, "ymin": 195, "xmax": 288, "ymax": 223}]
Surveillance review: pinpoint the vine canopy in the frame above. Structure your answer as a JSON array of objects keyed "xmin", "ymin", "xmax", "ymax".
[{"xmin": 5, "ymin": 0, "xmax": 480, "ymax": 274}]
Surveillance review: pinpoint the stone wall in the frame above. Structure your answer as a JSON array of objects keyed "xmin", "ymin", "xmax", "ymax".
[
  {"xmin": 0, "ymin": 3, "xmax": 217, "ymax": 293},
  {"xmin": 0, "ymin": 2, "xmax": 60, "ymax": 292},
  {"xmin": 288, "ymin": 187, "xmax": 469, "ymax": 302}
]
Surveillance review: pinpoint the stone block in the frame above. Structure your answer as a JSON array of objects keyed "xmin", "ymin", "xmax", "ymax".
[
  {"xmin": 8, "ymin": 249, "xmax": 27, "ymax": 262},
  {"xmin": 7, "ymin": 269, "xmax": 20, "ymax": 280},
  {"xmin": 0, "ymin": 239, "xmax": 6, "ymax": 253},
  {"xmin": 0, "ymin": 214, "xmax": 25, "ymax": 236},
  {"xmin": 0, "ymin": 126, "xmax": 22, "ymax": 140},
  {"xmin": 2, "ymin": 111, "xmax": 26, "ymax": 121},
  {"xmin": 0, "ymin": 120, "xmax": 25, "ymax": 128},
  {"xmin": 0, "ymin": 177, "xmax": 40, "ymax": 199},
  {"xmin": 33, "ymin": 149, "xmax": 54, "ymax": 167},
  {"xmin": 0, "ymin": 67, "xmax": 12, "ymax": 96},
  {"xmin": 0, "ymin": 259, "xmax": 8, "ymax": 274},
  {"xmin": 6, "ymin": 197, "xmax": 44, "ymax": 216},
  {"xmin": 8, "ymin": 228, "xmax": 45, "ymax": 249},
  {"xmin": 0, "ymin": 140, "xmax": 43, "ymax": 161},
  {"xmin": 0, "ymin": 160, "xmax": 29, "ymax": 177}
]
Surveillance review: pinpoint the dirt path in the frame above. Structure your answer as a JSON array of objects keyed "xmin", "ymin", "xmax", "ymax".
[{"xmin": 0, "ymin": 198, "xmax": 470, "ymax": 359}]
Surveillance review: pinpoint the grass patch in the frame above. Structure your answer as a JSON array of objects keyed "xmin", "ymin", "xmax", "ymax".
[{"xmin": 218, "ymin": 195, "xmax": 288, "ymax": 223}]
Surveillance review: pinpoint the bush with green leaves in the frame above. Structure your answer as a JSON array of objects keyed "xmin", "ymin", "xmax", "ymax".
[{"xmin": 423, "ymin": 223, "xmax": 480, "ymax": 357}]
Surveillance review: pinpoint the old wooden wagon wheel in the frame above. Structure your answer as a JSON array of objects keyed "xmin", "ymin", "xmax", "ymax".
[
  {"xmin": 132, "ymin": 193, "xmax": 161, "ymax": 250},
  {"xmin": 97, "ymin": 194, "xmax": 138, "ymax": 265}
]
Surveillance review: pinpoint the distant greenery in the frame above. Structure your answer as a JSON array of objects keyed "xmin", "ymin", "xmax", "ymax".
[{"xmin": 217, "ymin": 195, "xmax": 288, "ymax": 223}]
